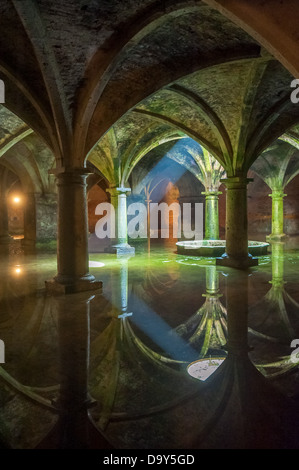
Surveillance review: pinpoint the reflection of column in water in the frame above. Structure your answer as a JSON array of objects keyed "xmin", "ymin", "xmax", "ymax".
[
  {"xmin": 265, "ymin": 241, "xmax": 296, "ymax": 339},
  {"xmin": 205, "ymin": 265, "xmax": 219, "ymax": 295},
  {"xmin": 38, "ymin": 292, "xmax": 112, "ymax": 449},
  {"xmin": 118, "ymin": 257, "xmax": 129, "ymax": 316},
  {"xmin": 270, "ymin": 241, "xmax": 285, "ymax": 289},
  {"xmin": 225, "ymin": 271, "xmax": 250, "ymax": 355},
  {"xmin": 89, "ymin": 257, "xmax": 132, "ymax": 431},
  {"xmin": 203, "ymin": 270, "xmax": 299, "ymax": 449},
  {"xmin": 111, "ymin": 256, "xmax": 133, "ymax": 321},
  {"xmin": 249, "ymin": 241, "xmax": 299, "ymax": 375},
  {"xmin": 175, "ymin": 265, "xmax": 227, "ymax": 359}
]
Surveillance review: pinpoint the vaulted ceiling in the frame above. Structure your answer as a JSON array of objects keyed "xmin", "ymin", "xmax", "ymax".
[{"xmin": 0, "ymin": 0, "xmax": 299, "ymax": 185}]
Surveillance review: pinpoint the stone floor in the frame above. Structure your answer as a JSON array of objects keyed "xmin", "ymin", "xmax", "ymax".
[{"xmin": 0, "ymin": 236, "xmax": 299, "ymax": 449}]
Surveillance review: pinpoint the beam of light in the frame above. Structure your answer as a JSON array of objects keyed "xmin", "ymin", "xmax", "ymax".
[
  {"xmin": 128, "ymin": 292, "xmax": 199, "ymax": 363},
  {"xmin": 135, "ymin": 139, "xmax": 197, "ymax": 196}
]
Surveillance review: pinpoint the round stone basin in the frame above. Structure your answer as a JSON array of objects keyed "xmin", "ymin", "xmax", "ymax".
[{"xmin": 176, "ymin": 240, "xmax": 269, "ymax": 257}]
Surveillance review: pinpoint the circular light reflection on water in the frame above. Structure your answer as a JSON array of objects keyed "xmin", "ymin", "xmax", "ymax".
[{"xmin": 187, "ymin": 357, "xmax": 225, "ymax": 382}]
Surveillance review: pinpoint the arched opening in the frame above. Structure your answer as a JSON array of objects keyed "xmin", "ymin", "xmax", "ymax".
[{"xmin": 0, "ymin": 165, "xmax": 25, "ymax": 245}]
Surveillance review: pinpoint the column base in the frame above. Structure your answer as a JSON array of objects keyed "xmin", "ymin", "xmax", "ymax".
[
  {"xmin": 105, "ymin": 243, "xmax": 135, "ymax": 256},
  {"xmin": 45, "ymin": 275, "xmax": 102, "ymax": 295},
  {"xmin": 216, "ymin": 253, "xmax": 258, "ymax": 270},
  {"xmin": 266, "ymin": 233, "xmax": 287, "ymax": 241}
]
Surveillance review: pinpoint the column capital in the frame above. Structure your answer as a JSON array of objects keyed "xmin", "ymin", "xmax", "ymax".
[
  {"xmin": 50, "ymin": 167, "xmax": 91, "ymax": 177},
  {"xmin": 201, "ymin": 191, "xmax": 222, "ymax": 197},
  {"xmin": 106, "ymin": 186, "xmax": 131, "ymax": 196},
  {"xmin": 220, "ymin": 176, "xmax": 254, "ymax": 189},
  {"xmin": 50, "ymin": 167, "xmax": 91, "ymax": 187},
  {"xmin": 269, "ymin": 190, "xmax": 287, "ymax": 199}
]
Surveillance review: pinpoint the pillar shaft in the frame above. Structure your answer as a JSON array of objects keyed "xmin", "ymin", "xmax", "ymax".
[
  {"xmin": 202, "ymin": 191, "xmax": 221, "ymax": 240},
  {"xmin": 216, "ymin": 176, "xmax": 258, "ymax": 269},
  {"xmin": 106, "ymin": 186, "xmax": 135, "ymax": 255},
  {"xmin": 46, "ymin": 169, "xmax": 101, "ymax": 294},
  {"xmin": 268, "ymin": 190, "xmax": 286, "ymax": 240}
]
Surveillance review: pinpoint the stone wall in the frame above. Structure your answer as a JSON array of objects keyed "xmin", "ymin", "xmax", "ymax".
[{"xmin": 35, "ymin": 194, "xmax": 57, "ymax": 242}]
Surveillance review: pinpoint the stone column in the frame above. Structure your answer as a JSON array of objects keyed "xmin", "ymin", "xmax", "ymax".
[
  {"xmin": 46, "ymin": 169, "xmax": 102, "ymax": 294},
  {"xmin": 106, "ymin": 186, "xmax": 135, "ymax": 256},
  {"xmin": 202, "ymin": 191, "xmax": 221, "ymax": 240},
  {"xmin": 267, "ymin": 190, "xmax": 286, "ymax": 241},
  {"xmin": 0, "ymin": 190, "xmax": 12, "ymax": 244},
  {"xmin": 216, "ymin": 176, "xmax": 258, "ymax": 269}
]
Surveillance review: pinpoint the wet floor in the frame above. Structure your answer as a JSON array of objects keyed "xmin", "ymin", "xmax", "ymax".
[{"xmin": 0, "ymin": 237, "xmax": 299, "ymax": 449}]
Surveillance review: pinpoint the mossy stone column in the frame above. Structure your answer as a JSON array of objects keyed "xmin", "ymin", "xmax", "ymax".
[
  {"xmin": 46, "ymin": 169, "xmax": 102, "ymax": 294},
  {"xmin": 106, "ymin": 186, "xmax": 135, "ymax": 256},
  {"xmin": 216, "ymin": 176, "xmax": 258, "ymax": 269},
  {"xmin": 202, "ymin": 191, "xmax": 221, "ymax": 240},
  {"xmin": 267, "ymin": 190, "xmax": 286, "ymax": 240}
]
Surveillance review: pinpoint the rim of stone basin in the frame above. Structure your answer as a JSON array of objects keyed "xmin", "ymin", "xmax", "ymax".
[
  {"xmin": 176, "ymin": 240, "xmax": 269, "ymax": 248},
  {"xmin": 176, "ymin": 240, "xmax": 270, "ymax": 257}
]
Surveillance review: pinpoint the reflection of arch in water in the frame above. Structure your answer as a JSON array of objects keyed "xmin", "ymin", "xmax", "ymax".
[
  {"xmin": 89, "ymin": 260, "xmax": 226, "ymax": 438},
  {"xmin": 88, "ymin": 256, "xmax": 207, "ymax": 431},
  {"xmin": 174, "ymin": 266, "xmax": 227, "ymax": 359},
  {"xmin": 89, "ymin": 270, "xmax": 299, "ymax": 449},
  {"xmin": 0, "ymin": 292, "xmax": 61, "ymax": 449},
  {"xmin": 0, "ymin": 290, "xmax": 113, "ymax": 449},
  {"xmin": 249, "ymin": 241, "xmax": 299, "ymax": 378},
  {"xmin": 1, "ymin": 257, "xmax": 297, "ymax": 449},
  {"xmin": 89, "ymin": 313, "xmax": 202, "ymax": 433},
  {"xmin": 0, "ymin": 287, "xmax": 58, "ymax": 385}
]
